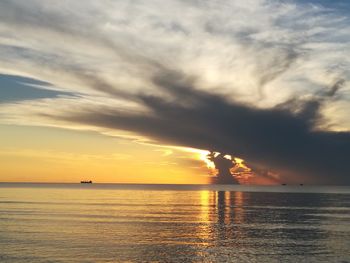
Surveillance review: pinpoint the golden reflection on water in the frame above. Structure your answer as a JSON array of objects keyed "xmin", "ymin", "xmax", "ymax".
[
  {"xmin": 197, "ymin": 191, "xmax": 247, "ymax": 246},
  {"xmin": 214, "ymin": 191, "xmax": 246, "ymax": 224},
  {"xmin": 199, "ymin": 190, "xmax": 211, "ymax": 223},
  {"xmin": 197, "ymin": 190, "xmax": 212, "ymax": 244},
  {"xmin": 232, "ymin": 191, "xmax": 245, "ymax": 225},
  {"xmin": 224, "ymin": 191, "xmax": 231, "ymax": 225}
]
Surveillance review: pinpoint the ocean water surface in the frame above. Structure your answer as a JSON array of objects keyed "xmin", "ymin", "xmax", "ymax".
[{"xmin": 0, "ymin": 183, "xmax": 349, "ymax": 262}]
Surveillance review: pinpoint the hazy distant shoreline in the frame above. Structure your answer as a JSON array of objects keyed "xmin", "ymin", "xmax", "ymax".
[{"xmin": 0, "ymin": 182, "xmax": 349, "ymax": 194}]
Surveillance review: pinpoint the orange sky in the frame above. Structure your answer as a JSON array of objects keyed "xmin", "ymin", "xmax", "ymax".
[
  {"xmin": 0, "ymin": 124, "xmax": 211, "ymax": 184},
  {"xmin": 0, "ymin": 124, "xmax": 280, "ymax": 184}
]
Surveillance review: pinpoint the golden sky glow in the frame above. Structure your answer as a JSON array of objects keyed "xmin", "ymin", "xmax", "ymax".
[
  {"xmin": 0, "ymin": 124, "xmax": 279, "ymax": 184},
  {"xmin": 0, "ymin": 124, "xmax": 209, "ymax": 183}
]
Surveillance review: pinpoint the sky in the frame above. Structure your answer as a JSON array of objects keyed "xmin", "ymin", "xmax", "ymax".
[{"xmin": 0, "ymin": 0, "xmax": 349, "ymax": 184}]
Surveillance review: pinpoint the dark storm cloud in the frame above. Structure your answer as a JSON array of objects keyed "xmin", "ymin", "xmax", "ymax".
[{"xmin": 50, "ymin": 70, "xmax": 350, "ymax": 185}]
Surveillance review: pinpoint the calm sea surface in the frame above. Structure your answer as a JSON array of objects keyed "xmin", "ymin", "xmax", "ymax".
[{"xmin": 0, "ymin": 183, "xmax": 349, "ymax": 262}]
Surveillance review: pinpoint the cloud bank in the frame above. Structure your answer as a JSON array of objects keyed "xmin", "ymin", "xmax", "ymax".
[{"xmin": 0, "ymin": 0, "xmax": 349, "ymax": 184}]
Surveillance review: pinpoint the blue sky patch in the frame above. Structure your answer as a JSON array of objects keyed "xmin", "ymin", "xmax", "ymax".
[{"xmin": 0, "ymin": 74, "xmax": 74, "ymax": 103}]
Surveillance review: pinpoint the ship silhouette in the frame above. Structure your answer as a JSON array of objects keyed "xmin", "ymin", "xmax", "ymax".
[{"xmin": 80, "ymin": 180, "xmax": 92, "ymax": 184}]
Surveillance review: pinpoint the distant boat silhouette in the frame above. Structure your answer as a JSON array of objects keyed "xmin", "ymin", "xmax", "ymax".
[
  {"xmin": 281, "ymin": 183, "xmax": 287, "ymax": 186},
  {"xmin": 80, "ymin": 180, "xmax": 92, "ymax": 184}
]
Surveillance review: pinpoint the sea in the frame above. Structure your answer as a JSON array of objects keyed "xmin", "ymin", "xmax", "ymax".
[{"xmin": 0, "ymin": 183, "xmax": 349, "ymax": 262}]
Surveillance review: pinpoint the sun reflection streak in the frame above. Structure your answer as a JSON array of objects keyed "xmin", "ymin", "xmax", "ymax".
[
  {"xmin": 199, "ymin": 190, "xmax": 211, "ymax": 223},
  {"xmin": 197, "ymin": 190, "xmax": 212, "ymax": 244},
  {"xmin": 232, "ymin": 191, "xmax": 245, "ymax": 225},
  {"xmin": 224, "ymin": 191, "xmax": 231, "ymax": 225},
  {"xmin": 196, "ymin": 191, "xmax": 249, "ymax": 249}
]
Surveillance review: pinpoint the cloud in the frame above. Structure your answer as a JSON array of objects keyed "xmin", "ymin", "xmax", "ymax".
[
  {"xmin": 39, "ymin": 69, "xmax": 348, "ymax": 185},
  {"xmin": 0, "ymin": 0, "xmax": 349, "ymax": 183}
]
